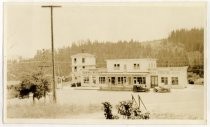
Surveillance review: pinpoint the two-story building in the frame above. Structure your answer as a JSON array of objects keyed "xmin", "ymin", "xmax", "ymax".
[
  {"xmin": 100, "ymin": 59, "xmax": 156, "ymax": 88},
  {"xmin": 71, "ymin": 53, "xmax": 188, "ymax": 89}
]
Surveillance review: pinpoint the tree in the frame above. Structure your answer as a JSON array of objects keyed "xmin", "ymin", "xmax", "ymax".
[{"xmin": 17, "ymin": 71, "xmax": 51, "ymax": 103}]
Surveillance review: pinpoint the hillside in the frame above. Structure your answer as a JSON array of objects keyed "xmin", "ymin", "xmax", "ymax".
[{"xmin": 7, "ymin": 28, "xmax": 204, "ymax": 80}]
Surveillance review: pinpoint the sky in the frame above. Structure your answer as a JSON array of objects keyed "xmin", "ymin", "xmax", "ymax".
[{"xmin": 4, "ymin": 2, "xmax": 206, "ymax": 59}]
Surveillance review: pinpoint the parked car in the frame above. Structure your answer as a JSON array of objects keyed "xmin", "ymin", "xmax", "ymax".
[
  {"xmin": 71, "ymin": 83, "xmax": 76, "ymax": 87},
  {"xmin": 188, "ymin": 79, "xmax": 194, "ymax": 84},
  {"xmin": 76, "ymin": 82, "xmax": 81, "ymax": 87},
  {"xmin": 133, "ymin": 85, "xmax": 150, "ymax": 92},
  {"xmin": 153, "ymin": 85, "xmax": 170, "ymax": 93},
  {"xmin": 71, "ymin": 82, "xmax": 81, "ymax": 87}
]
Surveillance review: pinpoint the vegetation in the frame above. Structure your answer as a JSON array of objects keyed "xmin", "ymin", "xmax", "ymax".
[
  {"xmin": 102, "ymin": 102, "xmax": 119, "ymax": 119},
  {"xmin": 102, "ymin": 95, "xmax": 150, "ymax": 120},
  {"xmin": 7, "ymin": 87, "xmax": 204, "ymax": 119},
  {"xmin": 116, "ymin": 100, "xmax": 150, "ymax": 119},
  {"xmin": 116, "ymin": 100, "xmax": 133, "ymax": 119},
  {"xmin": 102, "ymin": 100, "xmax": 150, "ymax": 119},
  {"xmin": 16, "ymin": 72, "xmax": 51, "ymax": 103},
  {"xmin": 7, "ymin": 103, "xmax": 102, "ymax": 118},
  {"xmin": 168, "ymin": 28, "xmax": 204, "ymax": 53}
]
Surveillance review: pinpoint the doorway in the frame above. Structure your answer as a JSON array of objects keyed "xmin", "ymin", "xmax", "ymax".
[
  {"xmin": 151, "ymin": 76, "xmax": 158, "ymax": 88},
  {"xmin": 111, "ymin": 77, "xmax": 115, "ymax": 85}
]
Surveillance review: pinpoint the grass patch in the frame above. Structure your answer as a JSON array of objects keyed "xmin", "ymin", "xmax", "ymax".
[
  {"xmin": 151, "ymin": 112, "xmax": 203, "ymax": 120},
  {"xmin": 7, "ymin": 103, "xmax": 203, "ymax": 120},
  {"xmin": 7, "ymin": 89, "xmax": 19, "ymax": 99},
  {"xmin": 7, "ymin": 103, "xmax": 103, "ymax": 119}
]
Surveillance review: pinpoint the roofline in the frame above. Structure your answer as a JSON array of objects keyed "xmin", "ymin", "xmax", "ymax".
[
  {"xmin": 71, "ymin": 53, "xmax": 95, "ymax": 58},
  {"xmin": 106, "ymin": 58, "xmax": 157, "ymax": 61},
  {"xmin": 99, "ymin": 72, "xmax": 150, "ymax": 75},
  {"xmin": 157, "ymin": 66, "xmax": 189, "ymax": 69}
]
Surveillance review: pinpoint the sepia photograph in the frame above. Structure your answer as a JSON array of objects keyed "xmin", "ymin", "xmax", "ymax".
[{"xmin": 3, "ymin": 1, "xmax": 207, "ymax": 124}]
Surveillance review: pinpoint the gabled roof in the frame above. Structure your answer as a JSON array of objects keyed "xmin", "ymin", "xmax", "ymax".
[{"xmin": 71, "ymin": 53, "xmax": 95, "ymax": 58}]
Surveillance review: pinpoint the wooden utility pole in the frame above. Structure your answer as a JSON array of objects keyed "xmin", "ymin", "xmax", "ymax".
[{"xmin": 41, "ymin": 5, "xmax": 61, "ymax": 103}]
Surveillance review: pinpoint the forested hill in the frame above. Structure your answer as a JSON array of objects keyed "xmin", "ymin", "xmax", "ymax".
[
  {"xmin": 7, "ymin": 28, "xmax": 204, "ymax": 80},
  {"xmin": 168, "ymin": 28, "xmax": 204, "ymax": 53}
]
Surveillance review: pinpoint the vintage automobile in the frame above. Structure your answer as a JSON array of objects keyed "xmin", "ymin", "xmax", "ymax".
[
  {"xmin": 133, "ymin": 85, "xmax": 150, "ymax": 92},
  {"xmin": 71, "ymin": 83, "xmax": 76, "ymax": 87},
  {"xmin": 153, "ymin": 85, "xmax": 171, "ymax": 93},
  {"xmin": 71, "ymin": 82, "xmax": 81, "ymax": 87}
]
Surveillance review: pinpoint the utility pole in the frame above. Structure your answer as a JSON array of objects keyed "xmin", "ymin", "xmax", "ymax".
[{"xmin": 41, "ymin": 5, "xmax": 61, "ymax": 103}]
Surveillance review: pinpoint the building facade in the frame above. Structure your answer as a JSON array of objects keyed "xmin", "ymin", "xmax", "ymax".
[
  {"xmin": 71, "ymin": 53, "xmax": 188, "ymax": 89},
  {"xmin": 71, "ymin": 53, "xmax": 96, "ymax": 84}
]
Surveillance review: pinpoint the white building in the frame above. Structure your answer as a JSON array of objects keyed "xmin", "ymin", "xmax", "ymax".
[
  {"xmin": 102, "ymin": 59, "xmax": 157, "ymax": 88},
  {"xmin": 154, "ymin": 67, "xmax": 188, "ymax": 88},
  {"xmin": 71, "ymin": 53, "xmax": 96, "ymax": 84},
  {"xmin": 71, "ymin": 53, "xmax": 188, "ymax": 89}
]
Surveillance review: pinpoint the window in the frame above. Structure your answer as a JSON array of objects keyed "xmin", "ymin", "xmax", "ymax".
[
  {"xmin": 82, "ymin": 66, "xmax": 85, "ymax": 69},
  {"xmin": 123, "ymin": 77, "xmax": 126, "ymax": 84},
  {"xmin": 118, "ymin": 77, "xmax": 123, "ymax": 84},
  {"xmin": 99, "ymin": 77, "xmax": 106, "ymax": 84},
  {"xmin": 84, "ymin": 77, "xmax": 89, "ymax": 83},
  {"xmin": 134, "ymin": 77, "xmax": 146, "ymax": 84},
  {"xmin": 92, "ymin": 77, "xmax": 96, "ymax": 84},
  {"xmin": 111, "ymin": 77, "xmax": 115, "ymax": 84},
  {"xmin": 108, "ymin": 77, "xmax": 111, "ymax": 83},
  {"xmin": 161, "ymin": 77, "xmax": 168, "ymax": 85},
  {"xmin": 139, "ymin": 77, "xmax": 146, "ymax": 84},
  {"xmin": 117, "ymin": 64, "xmax": 120, "ymax": 68},
  {"xmin": 82, "ymin": 58, "xmax": 85, "ymax": 63},
  {"xmin": 74, "ymin": 58, "xmax": 77, "ymax": 63},
  {"xmin": 134, "ymin": 63, "xmax": 140, "ymax": 69},
  {"xmin": 171, "ymin": 77, "xmax": 178, "ymax": 85},
  {"xmin": 114, "ymin": 64, "xmax": 120, "ymax": 70},
  {"xmin": 74, "ymin": 66, "xmax": 77, "ymax": 72},
  {"xmin": 118, "ymin": 77, "xmax": 126, "ymax": 84},
  {"xmin": 134, "ymin": 77, "xmax": 137, "ymax": 84}
]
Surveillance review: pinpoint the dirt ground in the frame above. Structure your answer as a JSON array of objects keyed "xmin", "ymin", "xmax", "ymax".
[{"xmin": 6, "ymin": 85, "xmax": 205, "ymax": 119}]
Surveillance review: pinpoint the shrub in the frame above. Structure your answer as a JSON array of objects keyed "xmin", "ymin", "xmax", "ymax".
[
  {"xmin": 102, "ymin": 102, "xmax": 119, "ymax": 119},
  {"xmin": 116, "ymin": 100, "xmax": 150, "ymax": 119},
  {"xmin": 16, "ymin": 71, "xmax": 51, "ymax": 102},
  {"xmin": 116, "ymin": 100, "xmax": 133, "ymax": 119}
]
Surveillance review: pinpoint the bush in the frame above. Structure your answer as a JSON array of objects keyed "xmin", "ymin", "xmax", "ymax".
[
  {"xmin": 102, "ymin": 102, "xmax": 119, "ymax": 119},
  {"xmin": 102, "ymin": 100, "xmax": 150, "ymax": 120},
  {"xmin": 116, "ymin": 100, "xmax": 150, "ymax": 119},
  {"xmin": 116, "ymin": 100, "xmax": 133, "ymax": 119},
  {"xmin": 16, "ymin": 72, "xmax": 51, "ymax": 102}
]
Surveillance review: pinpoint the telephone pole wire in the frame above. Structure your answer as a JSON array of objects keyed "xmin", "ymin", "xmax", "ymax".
[{"xmin": 41, "ymin": 5, "xmax": 61, "ymax": 103}]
